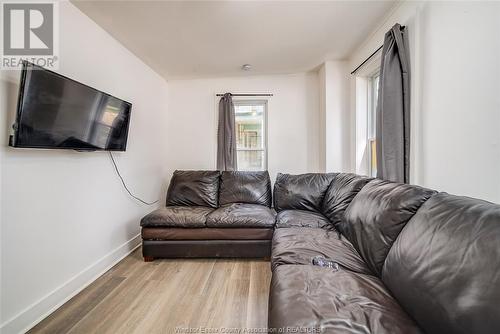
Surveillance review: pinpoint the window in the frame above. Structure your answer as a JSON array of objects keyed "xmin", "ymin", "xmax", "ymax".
[
  {"xmin": 367, "ymin": 73, "xmax": 380, "ymax": 178},
  {"xmin": 354, "ymin": 54, "xmax": 381, "ymax": 177},
  {"xmin": 233, "ymin": 100, "xmax": 267, "ymax": 171}
]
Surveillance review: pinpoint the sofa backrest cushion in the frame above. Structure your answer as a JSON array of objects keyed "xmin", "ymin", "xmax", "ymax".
[
  {"xmin": 343, "ymin": 179, "xmax": 436, "ymax": 276},
  {"xmin": 382, "ymin": 193, "xmax": 500, "ymax": 334},
  {"xmin": 166, "ymin": 170, "xmax": 220, "ymax": 208},
  {"xmin": 321, "ymin": 173, "xmax": 372, "ymax": 229},
  {"xmin": 273, "ymin": 173, "xmax": 337, "ymax": 212},
  {"xmin": 219, "ymin": 171, "xmax": 272, "ymax": 207}
]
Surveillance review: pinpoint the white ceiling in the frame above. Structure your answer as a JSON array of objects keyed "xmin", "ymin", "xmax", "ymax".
[{"xmin": 72, "ymin": 1, "xmax": 396, "ymax": 80}]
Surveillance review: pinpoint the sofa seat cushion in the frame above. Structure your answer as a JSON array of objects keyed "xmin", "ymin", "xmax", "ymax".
[
  {"xmin": 142, "ymin": 227, "xmax": 274, "ymax": 240},
  {"xmin": 269, "ymin": 265, "xmax": 422, "ymax": 334},
  {"xmin": 271, "ymin": 228, "xmax": 371, "ymax": 274},
  {"xmin": 275, "ymin": 209, "xmax": 332, "ymax": 229},
  {"xmin": 140, "ymin": 206, "xmax": 213, "ymax": 228},
  {"xmin": 206, "ymin": 203, "xmax": 276, "ymax": 228},
  {"xmin": 166, "ymin": 170, "xmax": 220, "ymax": 208}
]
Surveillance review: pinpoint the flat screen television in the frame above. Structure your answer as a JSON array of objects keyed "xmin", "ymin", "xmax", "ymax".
[{"xmin": 10, "ymin": 61, "xmax": 132, "ymax": 151}]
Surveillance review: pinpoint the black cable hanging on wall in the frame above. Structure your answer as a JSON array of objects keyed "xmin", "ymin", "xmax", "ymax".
[{"xmin": 108, "ymin": 151, "xmax": 159, "ymax": 205}]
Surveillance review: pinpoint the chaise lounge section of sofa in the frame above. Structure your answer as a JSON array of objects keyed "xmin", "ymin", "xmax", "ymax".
[
  {"xmin": 140, "ymin": 170, "xmax": 275, "ymax": 260},
  {"xmin": 268, "ymin": 173, "xmax": 500, "ymax": 334}
]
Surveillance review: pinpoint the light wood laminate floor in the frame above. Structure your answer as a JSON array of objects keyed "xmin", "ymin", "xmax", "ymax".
[{"xmin": 28, "ymin": 248, "xmax": 272, "ymax": 334}]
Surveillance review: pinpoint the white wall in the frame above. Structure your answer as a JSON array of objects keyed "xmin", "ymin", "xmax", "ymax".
[
  {"xmin": 418, "ymin": 1, "xmax": 500, "ymax": 203},
  {"xmin": 318, "ymin": 61, "xmax": 351, "ymax": 173},
  {"xmin": 349, "ymin": 1, "xmax": 500, "ymax": 203},
  {"xmin": 166, "ymin": 73, "xmax": 321, "ymax": 180},
  {"xmin": 0, "ymin": 2, "xmax": 170, "ymax": 333}
]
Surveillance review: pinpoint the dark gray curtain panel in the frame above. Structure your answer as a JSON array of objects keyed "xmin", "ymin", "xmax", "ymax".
[
  {"xmin": 217, "ymin": 93, "xmax": 237, "ymax": 171},
  {"xmin": 376, "ymin": 23, "xmax": 411, "ymax": 183}
]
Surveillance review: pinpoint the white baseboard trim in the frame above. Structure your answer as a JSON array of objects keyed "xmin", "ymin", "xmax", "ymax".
[{"xmin": 0, "ymin": 234, "xmax": 141, "ymax": 334}]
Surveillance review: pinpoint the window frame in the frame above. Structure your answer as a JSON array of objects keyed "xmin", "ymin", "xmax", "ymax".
[
  {"xmin": 367, "ymin": 71, "xmax": 380, "ymax": 178},
  {"xmin": 232, "ymin": 99, "xmax": 268, "ymax": 171},
  {"xmin": 353, "ymin": 52, "xmax": 381, "ymax": 177}
]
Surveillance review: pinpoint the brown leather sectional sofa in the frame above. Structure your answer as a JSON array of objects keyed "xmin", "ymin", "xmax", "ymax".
[{"xmin": 140, "ymin": 170, "xmax": 500, "ymax": 334}]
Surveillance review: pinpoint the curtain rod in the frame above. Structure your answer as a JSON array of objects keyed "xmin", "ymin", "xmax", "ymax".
[
  {"xmin": 350, "ymin": 25, "xmax": 405, "ymax": 75},
  {"xmin": 350, "ymin": 45, "xmax": 383, "ymax": 75},
  {"xmin": 216, "ymin": 93, "xmax": 273, "ymax": 97}
]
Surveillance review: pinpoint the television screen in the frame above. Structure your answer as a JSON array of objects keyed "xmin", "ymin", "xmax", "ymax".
[{"xmin": 10, "ymin": 61, "xmax": 132, "ymax": 151}]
